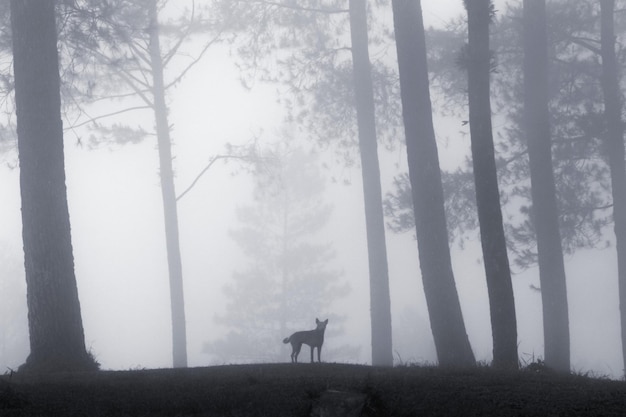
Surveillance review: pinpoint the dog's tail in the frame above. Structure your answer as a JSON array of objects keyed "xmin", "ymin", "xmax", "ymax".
[{"xmin": 282, "ymin": 337, "xmax": 290, "ymax": 344}]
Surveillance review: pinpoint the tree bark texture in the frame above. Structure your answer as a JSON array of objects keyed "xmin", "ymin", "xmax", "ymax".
[
  {"xmin": 391, "ymin": 0, "xmax": 475, "ymax": 367},
  {"xmin": 466, "ymin": 0, "xmax": 518, "ymax": 369},
  {"xmin": 600, "ymin": 0, "xmax": 626, "ymax": 377},
  {"xmin": 349, "ymin": 0, "xmax": 393, "ymax": 366},
  {"xmin": 11, "ymin": 0, "xmax": 96, "ymax": 372},
  {"xmin": 148, "ymin": 0, "xmax": 188, "ymax": 368},
  {"xmin": 522, "ymin": 0, "xmax": 570, "ymax": 372}
]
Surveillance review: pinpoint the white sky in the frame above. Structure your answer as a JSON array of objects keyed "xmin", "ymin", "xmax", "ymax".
[{"xmin": 0, "ymin": 0, "xmax": 622, "ymax": 378}]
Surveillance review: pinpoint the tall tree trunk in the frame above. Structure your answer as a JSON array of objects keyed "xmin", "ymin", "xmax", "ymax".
[
  {"xmin": 148, "ymin": 0, "xmax": 188, "ymax": 368},
  {"xmin": 348, "ymin": 0, "xmax": 393, "ymax": 366},
  {"xmin": 600, "ymin": 0, "xmax": 626, "ymax": 377},
  {"xmin": 391, "ymin": 0, "xmax": 475, "ymax": 367},
  {"xmin": 522, "ymin": 0, "xmax": 570, "ymax": 372},
  {"xmin": 11, "ymin": 0, "xmax": 97, "ymax": 373},
  {"xmin": 465, "ymin": 0, "xmax": 518, "ymax": 369}
]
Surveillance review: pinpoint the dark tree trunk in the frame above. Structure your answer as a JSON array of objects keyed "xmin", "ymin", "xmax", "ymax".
[
  {"xmin": 11, "ymin": 0, "xmax": 97, "ymax": 373},
  {"xmin": 349, "ymin": 0, "xmax": 393, "ymax": 366},
  {"xmin": 522, "ymin": 0, "xmax": 570, "ymax": 372},
  {"xmin": 391, "ymin": 0, "xmax": 475, "ymax": 367},
  {"xmin": 599, "ymin": 0, "xmax": 626, "ymax": 377},
  {"xmin": 148, "ymin": 0, "xmax": 188, "ymax": 368},
  {"xmin": 465, "ymin": 0, "xmax": 518, "ymax": 369}
]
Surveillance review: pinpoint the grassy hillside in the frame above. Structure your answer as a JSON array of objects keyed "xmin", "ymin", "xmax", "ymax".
[{"xmin": 1, "ymin": 363, "xmax": 625, "ymax": 416}]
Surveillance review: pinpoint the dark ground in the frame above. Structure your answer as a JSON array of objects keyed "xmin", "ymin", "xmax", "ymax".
[{"xmin": 1, "ymin": 362, "xmax": 625, "ymax": 416}]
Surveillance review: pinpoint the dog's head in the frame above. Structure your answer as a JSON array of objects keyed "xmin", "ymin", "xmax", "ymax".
[{"xmin": 315, "ymin": 318, "xmax": 329, "ymax": 331}]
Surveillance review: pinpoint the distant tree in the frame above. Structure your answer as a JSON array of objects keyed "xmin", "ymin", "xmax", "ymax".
[
  {"xmin": 390, "ymin": 0, "xmax": 475, "ymax": 367},
  {"xmin": 465, "ymin": 0, "xmax": 518, "ymax": 369},
  {"xmin": 203, "ymin": 146, "xmax": 351, "ymax": 363},
  {"xmin": 522, "ymin": 0, "xmax": 570, "ymax": 372},
  {"xmin": 599, "ymin": 0, "xmax": 626, "ymax": 376},
  {"xmin": 10, "ymin": 0, "xmax": 98, "ymax": 373},
  {"xmin": 147, "ymin": 0, "xmax": 187, "ymax": 368}
]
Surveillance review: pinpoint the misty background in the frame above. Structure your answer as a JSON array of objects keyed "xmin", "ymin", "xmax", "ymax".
[{"xmin": 1, "ymin": 0, "xmax": 622, "ymax": 377}]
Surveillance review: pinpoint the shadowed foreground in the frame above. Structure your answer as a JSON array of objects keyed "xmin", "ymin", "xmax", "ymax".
[{"xmin": 1, "ymin": 363, "xmax": 625, "ymax": 416}]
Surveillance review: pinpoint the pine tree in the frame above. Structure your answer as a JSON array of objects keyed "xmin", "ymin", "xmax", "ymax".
[
  {"xmin": 465, "ymin": 0, "xmax": 518, "ymax": 369},
  {"xmin": 391, "ymin": 0, "xmax": 475, "ymax": 367},
  {"xmin": 11, "ymin": 0, "xmax": 98, "ymax": 373},
  {"xmin": 204, "ymin": 145, "xmax": 349, "ymax": 363}
]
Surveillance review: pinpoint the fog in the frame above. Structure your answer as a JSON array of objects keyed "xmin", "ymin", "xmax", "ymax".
[{"xmin": 1, "ymin": 0, "xmax": 623, "ymax": 378}]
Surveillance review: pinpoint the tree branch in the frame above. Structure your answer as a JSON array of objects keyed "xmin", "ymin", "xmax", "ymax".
[
  {"xmin": 177, "ymin": 141, "xmax": 278, "ymax": 201},
  {"xmin": 568, "ymin": 36, "xmax": 602, "ymax": 55},
  {"xmin": 114, "ymin": 68, "xmax": 153, "ymax": 106},
  {"xmin": 88, "ymin": 47, "xmax": 154, "ymax": 105},
  {"xmin": 164, "ymin": 31, "xmax": 224, "ymax": 89},
  {"xmin": 177, "ymin": 154, "xmax": 247, "ymax": 201},
  {"xmin": 237, "ymin": 0, "xmax": 348, "ymax": 14},
  {"xmin": 161, "ymin": 1, "xmax": 197, "ymax": 68},
  {"xmin": 65, "ymin": 105, "xmax": 152, "ymax": 130}
]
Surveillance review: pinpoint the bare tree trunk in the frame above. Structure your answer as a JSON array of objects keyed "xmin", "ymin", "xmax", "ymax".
[
  {"xmin": 11, "ymin": 0, "xmax": 97, "ymax": 373},
  {"xmin": 465, "ymin": 0, "xmax": 518, "ymax": 369},
  {"xmin": 600, "ymin": 0, "xmax": 626, "ymax": 377},
  {"xmin": 522, "ymin": 0, "xmax": 570, "ymax": 372},
  {"xmin": 349, "ymin": 0, "xmax": 393, "ymax": 366},
  {"xmin": 391, "ymin": 0, "xmax": 475, "ymax": 367},
  {"xmin": 148, "ymin": 0, "xmax": 188, "ymax": 368}
]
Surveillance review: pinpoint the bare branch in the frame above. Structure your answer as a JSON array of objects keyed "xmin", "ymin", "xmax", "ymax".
[
  {"xmin": 177, "ymin": 155, "xmax": 229, "ymax": 201},
  {"xmin": 127, "ymin": 40, "xmax": 153, "ymax": 69},
  {"xmin": 89, "ymin": 90, "xmax": 148, "ymax": 103},
  {"xmin": 568, "ymin": 36, "xmax": 602, "ymax": 55},
  {"xmin": 114, "ymin": 68, "xmax": 154, "ymax": 106},
  {"xmin": 569, "ymin": 35, "xmax": 601, "ymax": 46},
  {"xmin": 66, "ymin": 105, "xmax": 152, "ymax": 130},
  {"xmin": 177, "ymin": 142, "xmax": 277, "ymax": 201},
  {"xmin": 500, "ymin": 148, "xmax": 528, "ymax": 167},
  {"xmin": 176, "ymin": 154, "xmax": 252, "ymax": 201},
  {"xmin": 88, "ymin": 48, "xmax": 153, "ymax": 104},
  {"xmin": 165, "ymin": 33, "xmax": 224, "ymax": 89},
  {"xmin": 235, "ymin": 0, "xmax": 348, "ymax": 14},
  {"xmin": 162, "ymin": 0, "xmax": 196, "ymax": 68}
]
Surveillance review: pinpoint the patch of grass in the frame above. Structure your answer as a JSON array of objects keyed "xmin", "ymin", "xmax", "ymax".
[{"xmin": 0, "ymin": 363, "xmax": 625, "ymax": 416}]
